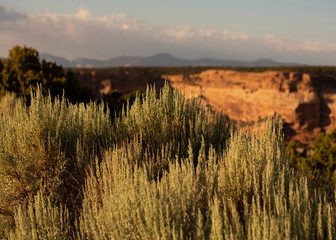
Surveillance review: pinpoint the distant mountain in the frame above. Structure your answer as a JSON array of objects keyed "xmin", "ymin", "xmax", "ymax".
[
  {"xmin": 40, "ymin": 53, "xmax": 301, "ymax": 68},
  {"xmin": 40, "ymin": 53, "xmax": 73, "ymax": 67}
]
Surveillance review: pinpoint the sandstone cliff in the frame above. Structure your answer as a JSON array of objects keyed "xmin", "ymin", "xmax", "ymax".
[
  {"xmin": 73, "ymin": 68, "xmax": 336, "ymax": 144},
  {"xmin": 165, "ymin": 70, "xmax": 336, "ymax": 144}
]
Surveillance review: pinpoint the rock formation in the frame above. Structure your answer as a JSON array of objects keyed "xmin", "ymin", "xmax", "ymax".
[
  {"xmin": 73, "ymin": 68, "xmax": 336, "ymax": 144},
  {"xmin": 165, "ymin": 70, "xmax": 336, "ymax": 144},
  {"xmin": 73, "ymin": 70, "xmax": 165, "ymax": 97}
]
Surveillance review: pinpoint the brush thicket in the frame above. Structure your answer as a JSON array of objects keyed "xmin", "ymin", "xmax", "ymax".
[{"xmin": 1, "ymin": 84, "xmax": 335, "ymax": 239}]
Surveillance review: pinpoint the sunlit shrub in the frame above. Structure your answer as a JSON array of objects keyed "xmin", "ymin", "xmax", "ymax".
[
  {"xmin": 9, "ymin": 190, "xmax": 71, "ymax": 240},
  {"xmin": 114, "ymin": 82, "xmax": 232, "ymax": 167},
  {"xmin": 0, "ymin": 87, "xmax": 112, "ymax": 235},
  {"xmin": 2, "ymin": 83, "xmax": 336, "ymax": 239},
  {"xmin": 79, "ymin": 117, "xmax": 336, "ymax": 239}
]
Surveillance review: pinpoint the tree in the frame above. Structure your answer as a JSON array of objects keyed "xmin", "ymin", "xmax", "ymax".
[
  {"xmin": 0, "ymin": 60, "xmax": 3, "ymax": 86},
  {"xmin": 101, "ymin": 89, "xmax": 143, "ymax": 119},
  {"xmin": 286, "ymin": 130, "xmax": 336, "ymax": 188},
  {"xmin": 1, "ymin": 46, "xmax": 41, "ymax": 96},
  {"xmin": 310, "ymin": 130, "xmax": 336, "ymax": 186},
  {"xmin": 0, "ymin": 45, "xmax": 92, "ymax": 102}
]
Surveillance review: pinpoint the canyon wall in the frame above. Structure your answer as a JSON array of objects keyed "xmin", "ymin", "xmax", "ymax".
[
  {"xmin": 74, "ymin": 70, "xmax": 165, "ymax": 97},
  {"xmin": 165, "ymin": 70, "xmax": 336, "ymax": 144},
  {"xmin": 74, "ymin": 69, "xmax": 336, "ymax": 144}
]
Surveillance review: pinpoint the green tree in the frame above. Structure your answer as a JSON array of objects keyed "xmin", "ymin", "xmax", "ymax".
[
  {"xmin": 0, "ymin": 60, "xmax": 3, "ymax": 75},
  {"xmin": 0, "ymin": 60, "xmax": 3, "ymax": 89},
  {"xmin": 1, "ymin": 45, "xmax": 43, "ymax": 96},
  {"xmin": 310, "ymin": 130, "xmax": 336, "ymax": 186},
  {"xmin": 287, "ymin": 130, "xmax": 336, "ymax": 188},
  {"xmin": 0, "ymin": 45, "xmax": 92, "ymax": 102},
  {"xmin": 286, "ymin": 140, "xmax": 308, "ymax": 170},
  {"xmin": 101, "ymin": 89, "xmax": 144, "ymax": 119}
]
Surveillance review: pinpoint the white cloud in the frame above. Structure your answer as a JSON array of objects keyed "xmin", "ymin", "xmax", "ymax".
[
  {"xmin": 302, "ymin": 41, "xmax": 336, "ymax": 52},
  {"xmin": 259, "ymin": 35, "xmax": 336, "ymax": 54},
  {"xmin": 259, "ymin": 35, "xmax": 298, "ymax": 51},
  {"xmin": 96, "ymin": 13, "xmax": 138, "ymax": 31},
  {"xmin": 199, "ymin": 29, "xmax": 249, "ymax": 42},
  {"xmin": 75, "ymin": 8, "xmax": 91, "ymax": 20},
  {"xmin": 0, "ymin": 6, "xmax": 335, "ymax": 64}
]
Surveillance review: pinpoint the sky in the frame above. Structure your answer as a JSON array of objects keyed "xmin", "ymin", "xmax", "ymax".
[{"xmin": 0, "ymin": 0, "xmax": 335, "ymax": 65}]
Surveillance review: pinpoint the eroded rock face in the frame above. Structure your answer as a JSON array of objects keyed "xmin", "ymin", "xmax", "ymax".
[
  {"xmin": 73, "ymin": 68, "xmax": 336, "ymax": 144},
  {"xmin": 73, "ymin": 70, "xmax": 165, "ymax": 97},
  {"xmin": 165, "ymin": 70, "xmax": 336, "ymax": 144}
]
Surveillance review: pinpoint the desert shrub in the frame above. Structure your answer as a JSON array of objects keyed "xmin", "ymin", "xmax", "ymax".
[
  {"xmin": 79, "ymin": 117, "xmax": 336, "ymax": 240},
  {"xmin": 217, "ymin": 117, "xmax": 288, "ymax": 217},
  {"xmin": 78, "ymin": 140, "xmax": 218, "ymax": 239},
  {"xmin": 8, "ymin": 190, "xmax": 71, "ymax": 240},
  {"xmin": 114, "ymin": 82, "xmax": 232, "ymax": 167},
  {"xmin": 0, "ymin": 87, "xmax": 112, "ymax": 235},
  {"xmin": 210, "ymin": 118, "xmax": 336, "ymax": 240},
  {"xmin": 2, "ymin": 82, "xmax": 336, "ymax": 239}
]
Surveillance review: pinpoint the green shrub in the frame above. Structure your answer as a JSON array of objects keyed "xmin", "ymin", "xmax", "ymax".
[
  {"xmin": 2, "ymin": 82, "xmax": 336, "ymax": 239},
  {"xmin": 9, "ymin": 190, "xmax": 71, "ymax": 240},
  {"xmin": 114, "ymin": 82, "xmax": 232, "ymax": 166},
  {"xmin": 0, "ymin": 82, "xmax": 231, "ymax": 237},
  {"xmin": 0, "ymin": 87, "xmax": 112, "ymax": 235},
  {"xmin": 78, "ymin": 140, "xmax": 217, "ymax": 239},
  {"xmin": 79, "ymin": 116, "xmax": 336, "ymax": 239}
]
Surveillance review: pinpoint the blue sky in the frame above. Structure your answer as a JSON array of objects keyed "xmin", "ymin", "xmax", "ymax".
[{"xmin": 1, "ymin": 0, "xmax": 335, "ymax": 65}]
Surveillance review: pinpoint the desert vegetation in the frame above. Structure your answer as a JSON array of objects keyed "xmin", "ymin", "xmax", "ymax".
[
  {"xmin": 287, "ymin": 130, "xmax": 336, "ymax": 190},
  {"xmin": 0, "ymin": 81, "xmax": 335, "ymax": 239},
  {"xmin": 1, "ymin": 46, "xmax": 336, "ymax": 239}
]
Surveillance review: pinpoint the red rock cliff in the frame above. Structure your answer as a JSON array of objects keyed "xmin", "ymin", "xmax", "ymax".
[
  {"xmin": 73, "ymin": 69, "xmax": 336, "ymax": 144},
  {"xmin": 165, "ymin": 70, "xmax": 336, "ymax": 144}
]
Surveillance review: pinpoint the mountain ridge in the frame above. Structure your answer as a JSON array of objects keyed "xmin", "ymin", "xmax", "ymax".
[{"xmin": 40, "ymin": 52, "xmax": 302, "ymax": 68}]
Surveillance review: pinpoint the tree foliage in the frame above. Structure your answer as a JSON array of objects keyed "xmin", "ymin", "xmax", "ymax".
[
  {"xmin": 287, "ymin": 130, "xmax": 336, "ymax": 188},
  {"xmin": 101, "ymin": 89, "xmax": 142, "ymax": 120},
  {"xmin": 0, "ymin": 45, "xmax": 92, "ymax": 102}
]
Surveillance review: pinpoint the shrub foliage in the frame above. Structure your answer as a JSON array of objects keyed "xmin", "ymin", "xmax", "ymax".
[
  {"xmin": 0, "ymin": 86, "xmax": 112, "ymax": 236},
  {"xmin": 0, "ymin": 83, "xmax": 336, "ymax": 239}
]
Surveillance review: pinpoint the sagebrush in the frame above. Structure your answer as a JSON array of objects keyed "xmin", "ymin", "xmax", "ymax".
[{"xmin": 1, "ymin": 84, "xmax": 335, "ymax": 239}]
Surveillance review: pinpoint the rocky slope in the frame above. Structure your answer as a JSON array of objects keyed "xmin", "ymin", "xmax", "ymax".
[
  {"xmin": 165, "ymin": 70, "xmax": 336, "ymax": 144},
  {"xmin": 74, "ymin": 69, "xmax": 336, "ymax": 144}
]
